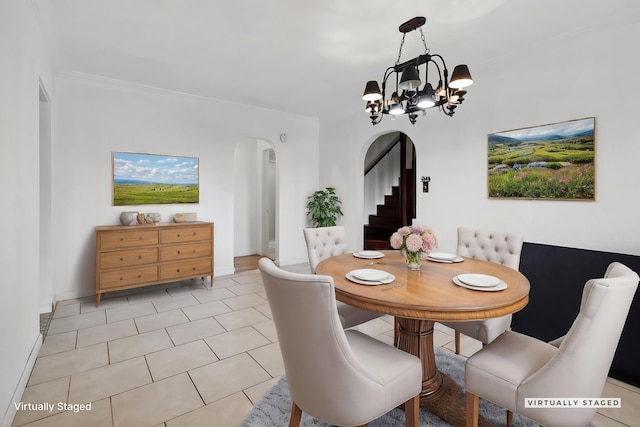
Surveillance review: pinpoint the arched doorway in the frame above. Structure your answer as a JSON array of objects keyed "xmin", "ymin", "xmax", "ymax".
[
  {"xmin": 363, "ymin": 132, "xmax": 416, "ymax": 249},
  {"xmin": 233, "ymin": 139, "xmax": 277, "ymax": 269}
]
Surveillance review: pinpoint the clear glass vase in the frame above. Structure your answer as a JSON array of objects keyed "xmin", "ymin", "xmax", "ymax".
[{"xmin": 404, "ymin": 250, "xmax": 422, "ymax": 270}]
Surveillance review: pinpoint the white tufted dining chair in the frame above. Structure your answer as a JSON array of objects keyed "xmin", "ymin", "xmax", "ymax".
[
  {"xmin": 259, "ymin": 258, "xmax": 421, "ymax": 427},
  {"xmin": 465, "ymin": 262, "xmax": 639, "ymax": 427},
  {"xmin": 303, "ymin": 226, "xmax": 348, "ymax": 273},
  {"xmin": 303, "ymin": 226, "xmax": 383, "ymax": 328},
  {"xmin": 440, "ymin": 226, "xmax": 524, "ymax": 354}
]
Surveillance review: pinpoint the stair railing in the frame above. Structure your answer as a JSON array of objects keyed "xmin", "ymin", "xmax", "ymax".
[{"xmin": 365, "ymin": 136, "xmax": 401, "ymax": 176}]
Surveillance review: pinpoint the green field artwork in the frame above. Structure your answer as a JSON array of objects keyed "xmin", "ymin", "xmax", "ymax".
[
  {"xmin": 488, "ymin": 118, "xmax": 595, "ymax": 200},
  {"xmin": 113, "ymin": 152, "xmax": 199, "ymax": 205}
]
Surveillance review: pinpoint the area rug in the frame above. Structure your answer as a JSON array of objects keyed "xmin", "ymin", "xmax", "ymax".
[{"xmin": 242, "ymin": 348, "xmax": 596, "ymax": 427}]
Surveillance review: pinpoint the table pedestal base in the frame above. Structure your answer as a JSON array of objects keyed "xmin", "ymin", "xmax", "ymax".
[
  {"xmin": 396, "ymin": 317, "xmax": 492, "ymax": 427},
  {"xmin": 396, "ymin": 318, "xmax": 446, "ymax": 402}
]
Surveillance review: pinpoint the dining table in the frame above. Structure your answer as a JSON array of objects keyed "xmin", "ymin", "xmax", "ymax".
[{"xmin": 316, "ymin": 250, "xmax": 530, "ymax": 426}]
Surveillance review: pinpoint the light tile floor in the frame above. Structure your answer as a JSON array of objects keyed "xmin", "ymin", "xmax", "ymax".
[{"xmin": 14, "ymin": 264, "xmax": 639, "ymax": 427}]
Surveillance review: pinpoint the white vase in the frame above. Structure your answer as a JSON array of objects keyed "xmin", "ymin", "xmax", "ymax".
[{"xmin": 119, "ymin": 211, "xmax": 137, "ymax": 226}]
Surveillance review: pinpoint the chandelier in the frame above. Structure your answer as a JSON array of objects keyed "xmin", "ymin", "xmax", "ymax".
[{"xmin": 362, "ymin": 17, "xmax": 473, "ymax": 125}]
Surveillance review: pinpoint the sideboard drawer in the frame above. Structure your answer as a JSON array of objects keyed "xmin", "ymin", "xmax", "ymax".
[
  {"xmin": 99, "ymin": 265, "xmax": 159, "ymax": 289},
  {"xmin": 159, "ymin": 225, "xmax": 211, "ymax": 244},
  {"xmin": 160, "ymin": 242, "xmax": 212, "ymax": 262},
  {"xmin": 95, "ymin": 222, "xmax": 214, "ymax": 306},
  {"xmin": 160, "ymin": 259, "xmax": 212, "ymax": 281},
  {"xmin": 99, "ymin": 229, "xmax": 159, "ymax": 250},
  {"xmin": 100, "ymin": 248, "xmax": 159, "ymax": 269}
]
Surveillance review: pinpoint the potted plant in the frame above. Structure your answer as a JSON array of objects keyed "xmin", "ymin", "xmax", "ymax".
[{"xmin": 306, "ymin": 186, "xmax": 344, "ymax": 228}]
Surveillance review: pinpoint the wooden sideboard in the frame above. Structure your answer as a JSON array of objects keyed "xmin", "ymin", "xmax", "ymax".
[{"xmin": 95, "ymin": 221, "xmax": 214, "ymax": 306}]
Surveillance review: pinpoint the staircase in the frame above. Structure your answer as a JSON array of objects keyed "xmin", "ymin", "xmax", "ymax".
[
  {"xmin": 363, "ymin": 133, "xmax": 416, "ymax": 250},
  {"xmin": 364, "ymin": 185, "xmax": 407, "ymax": 250}
]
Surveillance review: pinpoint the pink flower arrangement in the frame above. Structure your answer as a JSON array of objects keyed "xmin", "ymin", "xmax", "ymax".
[{"xmin": 390, "ymin": 225, "xmax": 438, "ymax": 255}]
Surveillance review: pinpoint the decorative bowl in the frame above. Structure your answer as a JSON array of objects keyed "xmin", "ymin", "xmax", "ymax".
[{"xmin": 145, "ymin": 213, "xmax": 161, "ymax": 224}]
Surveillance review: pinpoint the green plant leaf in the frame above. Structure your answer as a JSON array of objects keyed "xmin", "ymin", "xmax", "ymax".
[{"xmin": 306, "ymin": 186, "xmax": 344, "ymax": 228}]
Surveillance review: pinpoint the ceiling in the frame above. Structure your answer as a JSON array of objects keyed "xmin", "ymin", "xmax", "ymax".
[{"xmin": 33, "ymin": 0, "xmax": 638, "ymax": 120}]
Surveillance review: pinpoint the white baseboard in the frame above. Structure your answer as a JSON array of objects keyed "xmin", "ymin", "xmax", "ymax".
[
  {"xmin": 52, "ymin": 289, "xmax": 94, "ymax": 305},
  {"xmin": 39, "ymin": 303, "xmax": 53, "ymax": 314},
  {"xmin": 1, "ymin": 334, "xmax": 42, "ymax": 427},
  {"xmin": 215, "ymin": 267, "xmax": 236, "ymax": 277},
  {"xmin": 277, "ymin": 256, "xmax": 310, "ymax": 267}
]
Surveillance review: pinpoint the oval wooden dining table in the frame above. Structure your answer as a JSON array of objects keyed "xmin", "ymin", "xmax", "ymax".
[{"xmin": 316, "ymin": 250, "xmax": 530, "ymax": 411}]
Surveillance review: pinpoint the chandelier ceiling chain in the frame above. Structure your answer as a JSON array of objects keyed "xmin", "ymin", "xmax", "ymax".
[
  {"xmin": 419, "ymin": 28, "xmax": 429, "ymax": 54},
  {"xmin": 362, "ymin": 17, "xmax": 473, "ymax": 125},
  {"xmin": 395, "ymin": 34, "xmax": 406, "ymax": 66},
  {"xmin": 395, "ymin": 29, "xmax": 428, "ymax": 66}
]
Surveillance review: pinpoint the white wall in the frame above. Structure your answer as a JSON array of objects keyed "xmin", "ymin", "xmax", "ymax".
[
  {"xmin": 51, "ymin": 75, "xmax": 318, "ymax": 302},
  {"xmin": 0, "ymin": 1, "xmax": 53, "ymax": 425},
  {"xmin": 39, "ymin": 87, "xmax": 53, "ymax": 313},
  {"xmin": 321, "ymin": 16, "xmax": 640, "ymax": 257},
  {"xmin": 234, "ymin": 140, "xmax": 260, "ymax": 256}
]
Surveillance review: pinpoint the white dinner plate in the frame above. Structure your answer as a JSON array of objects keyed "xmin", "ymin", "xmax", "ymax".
[
  {"xmin": 346, "ymin": 272, "xmax": 395, "ymax": 285},
  {"xmin": 350, "ymin": 269, "xmax": 390, "ymax": 282},
  {"xmin": 427, "ymin": 255, "xmax": 464, "ymax": 263},
  {"xmin": 453, "ymin": 276, "xmax": 507, "ymax": 292},
  {"xmin": 353, "ymin": 251, "xmax": 385, "ymax": 259},
  {"xmin": 457, "ymin": 273, "xmax": 500, "ymax": 288},
  {"xmin": 428, "ymin": 252, "xmax": 458, "ymax": 261}
]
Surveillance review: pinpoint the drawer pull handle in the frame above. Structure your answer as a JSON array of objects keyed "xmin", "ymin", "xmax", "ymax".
[
  {"xmin": 177, "ymin": 234, "xmax": 181, "ymax": 238},
  {"xmin": 119, "ymin": 277, "xmax": 124, "ymax": 281},
  {"xmin": 192, "ymin": 267, "xmax": 196, "ymax": 271},
  {"xmin": 193, "ymin": 232, "xmax": 196, "ymax": 236},
  {"xmin": 177, "ymin": 250, "xmax": 181, "ymax": 254},
  {"xmin": 138, "ymin": 236, "xmax": 143, "ymax": 240},
  {"xmin": 192, "ymin": 249, "xmax": 196, "ymax": 253},
  {"xmin": 138, "ymin": 274, "xmax": 142, "ymax": 278},
  {"xmin": 120, "ymin": 257, "xmax": 124, "ymax": 261},
  {"xmin": 138, "ymin": 255, "xmax": 142, "ymax": 259},
  {"xmin": 120, "ymin": 238, "xmax": 124, "ymax": 241},
  {"xmin": 176, "ymin": 268, "xmax": 180, "ymax": 273}
]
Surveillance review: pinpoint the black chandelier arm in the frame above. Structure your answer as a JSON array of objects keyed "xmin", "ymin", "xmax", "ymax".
[
  {"xmin": 382, "ymin": 66, "xmax": 396, "ymax": 82},
  {"xmin": 438, "ymin": 103, "xmax": 456, "ymax": 117},
  {"xmin": 380, "ymin": 66, "xmax": 397, "ymax": 99},
  {"xmin": 429, "ymin": 53, "xmax": 447, "ymax": 68},
  {"xmin": 428, "ymin": 54, "xmax": 449, "ymax": 85},
  {"xmin": 393, "ymin": 53, "xmax": 431, "ymax": 73},
  {"xmin": 370, "ymin": 113, "xmax": 384, "ymax": 125},
  {"xmin": 426, "ymin": 57, "xmax": 443, "ymax": 88}
]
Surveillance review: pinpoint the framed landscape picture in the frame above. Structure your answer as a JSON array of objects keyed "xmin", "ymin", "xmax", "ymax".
[
  {"xmin": 112, "ymin": 152, "xmax": 199, "ymax": 205},
  {"xmin": 487, "ymin": 117, "xmax": 595, "ymax": 200}
]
